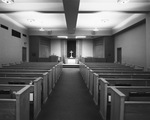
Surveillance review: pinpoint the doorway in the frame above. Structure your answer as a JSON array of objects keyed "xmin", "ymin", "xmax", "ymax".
[
  {"xmin": 67, "ymin": 40, "xmax": 76, "ymax": 58},
  {"xmin": 22, "ymin": 47, "xmax": 27, "ymax": 62},
  {"xmin": 117, "ymin": 47, "xmax": 122, "ymax": 63}
]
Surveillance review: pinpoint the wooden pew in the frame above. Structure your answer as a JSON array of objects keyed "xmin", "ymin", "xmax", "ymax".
[
  {"xmin": 87, "ymin": 70, "xmax": 150, "ymax": 102},
  {"xmin": 1, "ymin": 62, "xmax": 63, "ymax": 90},
  {"xmin": 92, "ymin": 71, "xmax": 150, "ymax": 98},
  {"xmin": 0, "ymin": 85, "xmax": 32, "ymax": 120},
  {"xmin": 93, "ymin": 73, "xmax": 150, "ymax": 101},
  {"xmin": 92, "ymin": 72, "xmax": 150, "ymax": 97},
  {"xmin": 0, "ymin": 69, "xmax": 53, "ymax": 95},
  {"xmin": 0, "ymin": 72, "xmax": 48, "ymax": 104},
  {"xmin": 110, "ymin": 86, "xmax": 150, "ymax": 120},
  {"xmin": 99, "ymin": 78, "xmax": 150, "ymax": 120},
  {"xmin": 79, "ymin": 61, "xmax": 137, "ymax": 87},
  {"xmin": 84, "ymin": 63, "xmax": 133, "ymax": 68},
  {"xmin": 0, "ymin": 77, "xmax": 42, "ymax": 119},
  {"xmin": 79, "ymin": 61, "xmax": 149, "ymax": 94},
  {"xmin": 92, "ymin": 70, "xmax": 150, "ymax": 74},
  {"xmin": 5, "ymin": 62, "xmax": 58, "ymax": 67},
  {"xmin": 91, "ymin": 66, "xmax": 142, "ymax": 70}
]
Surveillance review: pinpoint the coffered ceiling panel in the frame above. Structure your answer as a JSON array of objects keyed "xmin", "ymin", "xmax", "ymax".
[
  {"xmin": 77, "ymin": 12, "xmax": 133, "ymax": 30},
  {"xmin": 0, "ymin": 0, "xmax": 149, "ymax": 37},
  {"xmin": 79, "ymin": 0, "xmax": 150, "ymax": 12},
  {"xmin": 7, "ymin": 12, "xmax": 66, "ymax": 29},
  {"xmin": 0, "ymin": 0, "xmax": 64, "ymax": 11}
]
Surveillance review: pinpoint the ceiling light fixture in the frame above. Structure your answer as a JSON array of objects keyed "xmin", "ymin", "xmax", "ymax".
[
  {"xmin": 93, "ymin": 28, "xmax": 99, "ymax": 31},
  {"xmin": 27, "ymin": 19, "xmax": 35, "ymax": 23},
  {"xmin": 57, "ymin": 36, "xmax": 68, "ymax": 39},
  {"xmin": 101, "ymin": 19, "xmax": 109, "ymax": 23},
  {"xmin": 75, "ymin": 36, "xmax": 86, "ymax": 39},
  {"xmin": 39, "ymin": 28, "xmax": 45, "ymax": 31},
  {"xmin": 1, "ymin": 0, "xmax": 14, "ymax": 4},
  {"xmin": 117, "ymin": 0, "xmax": 130, "ymax": 4}
]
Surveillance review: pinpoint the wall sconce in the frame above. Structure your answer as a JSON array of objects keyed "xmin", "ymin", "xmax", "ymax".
[
  {"xmin": 117, "ymin": 0, "xmax": 130, "ymax": 4},
  {"xmin": 24, "ymin": 42, "xmax": 27, "ymax": 45},
  {"xmin": 1, "ymin": 0, "xmax": 14, "ymax": 4}
]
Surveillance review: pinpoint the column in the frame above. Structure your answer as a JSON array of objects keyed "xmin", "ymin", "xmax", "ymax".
[{"xmin": 146, "ymin": 13, "xmax": 150, "ymax": 70}]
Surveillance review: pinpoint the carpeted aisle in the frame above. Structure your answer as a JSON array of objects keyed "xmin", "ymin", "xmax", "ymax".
[{"xmin": 37, "ymin": 68, "xmax": 102, "ymax": 120}]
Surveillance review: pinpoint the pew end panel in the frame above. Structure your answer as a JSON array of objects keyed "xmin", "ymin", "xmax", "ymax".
[
  {"xmin": 0, "ymin": 85, "xmax": 32, "ymax": 120},
  {"xmin": 16, "ymin": 85, "xmax": 32, "ymax": 120},
  {"xmin": 99, "ymin": 78, "xmax": 109, "ymax": 120},
  {"xmin": 93, "ymin": 73, "xmax": 99, "ymax": 105},
  {"xmin": 41, "ymin": 72, "xmax": 49, "ymax": 104},
  {"xmin": 48, "ymin": 69, "xmax": 53, "ymax": 95},
  {"xmin": 110, "ymin": 87, "xmax": 126, "ymax": 120},
  {"xmin": 32, "ymin": 77, "xmax": 42, "ymax": 119},
  {"xmin": 89, "ymin": 70, "xmax": 94, "ymax": 95}
]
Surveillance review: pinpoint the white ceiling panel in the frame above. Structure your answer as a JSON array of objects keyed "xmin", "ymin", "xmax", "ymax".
[
  {"xmin": 79, "ymin": 3, "xmax": 150, "ymax": 12},
  {"xmin": 0, "ymin": 3, "xmax": 64, "ymax": 11},
  {"xmin": 77, "ymin": 12, "xmax": 133, "ymax": 29},
  {"xmin": 0, "ymin": 0, "xmax": 63, "ymax": 3},
  {"xmin": 0, "ymin": 0, "xmax": 149, "ymax": 36},
  {"xmin": 6, "ymin": 12, "xmax": 67, "ymax": 29}
]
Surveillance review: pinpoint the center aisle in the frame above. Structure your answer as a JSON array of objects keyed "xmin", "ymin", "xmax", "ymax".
[{"xmin": 37, "ymin": 68, "xmax": 102, "ymax": 120}]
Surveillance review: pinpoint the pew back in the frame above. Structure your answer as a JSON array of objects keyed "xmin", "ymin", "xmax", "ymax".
[
  {"xmin": 110, "ymin": 86, "xmax": 150, "ymax": 120},
  {"xmin": 0, "ymin": 72, "xmax": 48, "ymax": 104},
  {"xmin": 0, "ymin": 85, "xmax": 32, "ymax": 120},
  {"xmin": 0, "ymin": 77, "xmax": 42, "ymax": 119},
  {"xmin": 99, "ymin": 78, "xmax": 150, "ymax": 120}
]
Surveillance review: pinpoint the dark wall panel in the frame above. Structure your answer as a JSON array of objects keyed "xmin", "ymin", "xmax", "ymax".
[{"xmin": 67, "ymin": 40, "xmax": 76, "ymax": 58}]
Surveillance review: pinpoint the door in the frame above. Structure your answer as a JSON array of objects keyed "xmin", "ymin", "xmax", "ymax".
[
  {"xmin": 22, "ymin": 47, "xmax": 27, "ymax": 62},
  {"xmin": 117, "ymin": 48, "xmax": 122, "ymax": 63}
]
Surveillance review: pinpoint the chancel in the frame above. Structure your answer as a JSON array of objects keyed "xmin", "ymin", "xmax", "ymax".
[
  {"xmin": 67, "ymin": 50, "xmax": 76, "ymax": 64},
  {"xmin": 65, "ymin": 40, "xmax": 77, "ymax": 64}
]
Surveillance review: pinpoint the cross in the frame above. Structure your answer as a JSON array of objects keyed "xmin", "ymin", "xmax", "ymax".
[{"xmin": 70, "ymin": 50, "xmax": 73, "ymax": 58}]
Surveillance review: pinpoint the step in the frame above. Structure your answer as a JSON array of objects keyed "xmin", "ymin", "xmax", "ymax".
[{"xmin": 63, "ymin": 64, "xmax": 79, "ymax": 68}]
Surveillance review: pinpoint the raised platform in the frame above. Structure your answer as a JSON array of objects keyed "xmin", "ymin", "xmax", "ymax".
[
  {"xmin": 67, "ymin": 58, "xmax": 76, "ymax": 64},
  {"xmin": 65, "ymin": 58, "xmax": 78, "ymax": 64}
]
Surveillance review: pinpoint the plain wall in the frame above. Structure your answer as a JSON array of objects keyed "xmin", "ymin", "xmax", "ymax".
[
  {"xmin": 114, "ymin": 22, "xmax": 146, "ymax": 68},
  {"xmin": 93, "ymin": 37, "xmax": 104, "ymax": 58},
  {"xmin": 82, "ymin": 39, "xmax": 93, "ymax": 57},
  {"xmin": 0, "ymin": 15, "xmax": 29, "ymax": 67},
  {"xmin": 39, "ymin": 37, "xmax": 51, "ymax": 58},
  {"xmin": 51, "ymin": 39, "xmax": 61, "ymax": 57}
]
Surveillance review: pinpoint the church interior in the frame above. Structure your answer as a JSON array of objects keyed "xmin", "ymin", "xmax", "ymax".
[{"xmin": 0, "ymin": 0, "xmax": 150, "ymax": 120}]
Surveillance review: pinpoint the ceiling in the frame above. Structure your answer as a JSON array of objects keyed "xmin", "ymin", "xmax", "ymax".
[{"xmin": 0, "ymin": 0, "xmax": 150, "ymax": 38}]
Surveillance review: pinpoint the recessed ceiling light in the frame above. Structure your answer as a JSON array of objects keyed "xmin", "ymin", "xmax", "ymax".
[
  {"xmin": 1, "ymin": 0, "xmax": 14, "ymax": 4},
  {"xmin": 57, "ymin": 36, "xmax": 68, "ymax": 39},
  {"xmin": 101, "ymin": 19, "xmax": 109, "ymax": 23},
  {"xmin": 75, "ymin": 36, "xmax": 86, "ymax": 39},
  {"xmin": 27, "ymin": 19, "xmax": 35, "ymax": 23},
  {"xmin": 93, "ymin": 28, "xmax": 99, "ymax": 31},
  {"xmin": 117, "ymin": 0, "xmax": 130, "ymax": 4}
]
